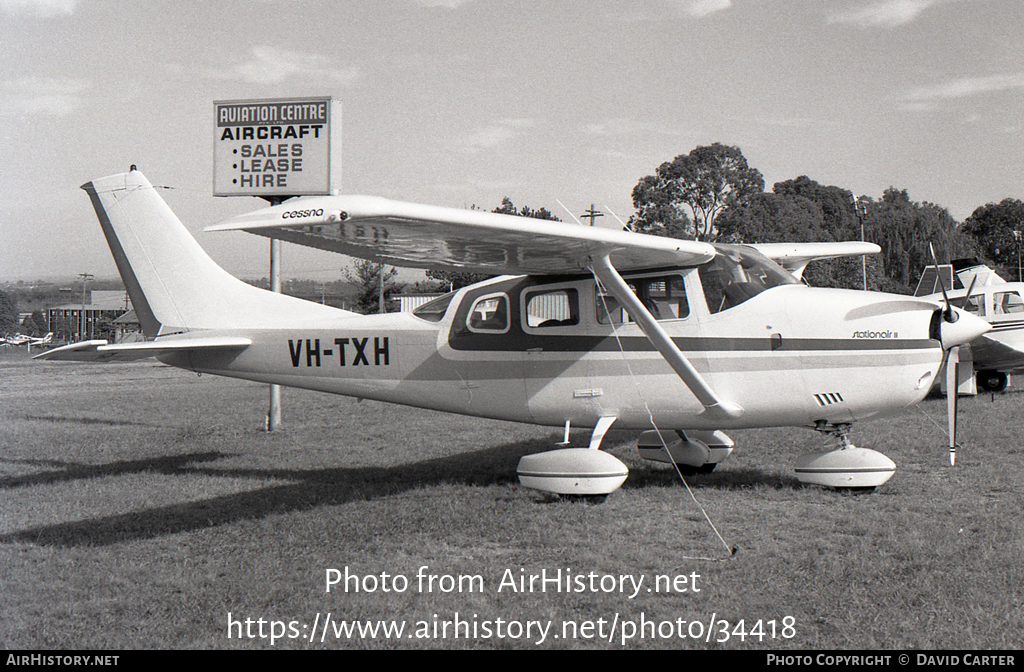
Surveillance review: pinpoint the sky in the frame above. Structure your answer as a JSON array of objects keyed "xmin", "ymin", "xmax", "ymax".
[{"xmin": 1, "ymin": 0, "xmax": 1022, "ymax": 282}]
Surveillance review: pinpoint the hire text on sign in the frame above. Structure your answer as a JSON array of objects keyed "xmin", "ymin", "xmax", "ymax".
[{"xmin": 213, "ymin": 97, "xmax": 341, "ymax": 197}]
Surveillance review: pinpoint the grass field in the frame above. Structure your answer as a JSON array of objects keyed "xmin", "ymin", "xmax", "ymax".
[{"xmin": 1, "ymin": 349, "xmax": 1021, "ymax": 650}]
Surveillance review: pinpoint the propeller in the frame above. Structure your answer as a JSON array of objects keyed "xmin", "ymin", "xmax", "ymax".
[
  {"xmin": 945, "ymin": 345, "xmax": 960, "ymax": 466},
  {"xmin": 954, "ymin": 274, "xmax": 978, "ymax": 311},
  {"xmin": 945, "ymin": 274, "xmax": 979, "ymax": 466},
  {"xmin": 929, "ymin": 244, "xmax": 968, "ymax": 466},
  {"xmin": 929, "ymin": 243, "xmax": 957, "ymax": 324}
]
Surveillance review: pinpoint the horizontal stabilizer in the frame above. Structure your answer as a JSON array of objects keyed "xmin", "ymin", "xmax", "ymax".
[{"xmin": 33, "ymin": 336, "xmax": 252, "ymax": 362}]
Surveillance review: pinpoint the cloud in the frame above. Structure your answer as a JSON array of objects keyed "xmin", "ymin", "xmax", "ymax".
[
  {"xmin": 904, "ymin": 73, "xmax": 1024, "ymax": 101},
  {"xmin": 828, "ymin": 0, "xmax": 944, "ymax": 27},
  {"xmin": 657, "ymin": 0, "xmax": 733, "ymax": 18},
  {"xmin": 412, "ymin": 0, "xmax": 475, "ymax": 7},
  {"xmin": 0, "ymin": 0, "xmax": 78, "ymax": 18},
  {"xmin": 204, "ymin": 46, "xmax": 361, "ymax": 86},
  {"xmin": 0, "ymin": 76, "xmax": 91, "ymax": 117},
  {"xmin": 677, "ymin": 0, "xmax": 733, "ymax": 17},
  {"xmin": 579, "ymin": 118, "xmax": 692, "ymax": 138},
  {"xmin": 459, "ymin": 118, "xmax": 533, "ymax": 152}
]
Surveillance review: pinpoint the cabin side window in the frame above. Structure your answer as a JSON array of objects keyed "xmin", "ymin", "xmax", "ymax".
[
  {"xmin": 523, "ymin": 288, "xmax": 579, "ymax": 328},
  {"xmin": 466, "ymin": 293, "xmax": 510, "ymax": 333},
  {"xmin": 964, "ymin": 294, "xmax": 985, "ymax": 316},
  {"xmin": 993, "ymin": 291, "xmax": 1024, "ymax": 315},
  {"xmin": 595, "ymin": 275, "xmax": 689, "ymax": 324}
]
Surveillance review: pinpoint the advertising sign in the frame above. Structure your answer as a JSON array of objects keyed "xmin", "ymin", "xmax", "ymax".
[{"xmin": 213, "ymin": 97, "xmax": 341, "ymax": 197}]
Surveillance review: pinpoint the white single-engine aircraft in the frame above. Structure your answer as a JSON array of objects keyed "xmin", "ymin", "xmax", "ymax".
[
  {"xmin": 916, "ymin": 260, "xmax": 1024, "ymax": 393},
  {"xmin": 37, "ymin": 169, "xmax": 990, "ymax": 494},
  {"xmin": 4, "ymin": 332, "xmax": 53, "ymax": 349}
]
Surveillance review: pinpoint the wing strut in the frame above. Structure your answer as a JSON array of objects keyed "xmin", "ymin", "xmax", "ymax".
[{"xmin": 589, "ymin": 254, "xmax": 743, "ymax": 422}]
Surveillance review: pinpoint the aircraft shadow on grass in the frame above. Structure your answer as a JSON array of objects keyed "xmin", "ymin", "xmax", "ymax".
[
  {"xmin": 20, "ymin": 413, "xmax": 177, "ymax": 429},
  {"xmin": 625, "ymin": 464, "xmax": 804, "ymax": 491},
  {"xmin": 0, "ymin": 429, "xmax": 797, "ymax": 547},
  {"xmin": 0, "ymin": 452, "xmax": 226, "ymax": 490}
]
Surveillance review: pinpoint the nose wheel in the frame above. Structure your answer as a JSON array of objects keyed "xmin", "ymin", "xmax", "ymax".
[{"xmin": 977, "ymin": 369, "xmax": 1008, "ymax": 393}]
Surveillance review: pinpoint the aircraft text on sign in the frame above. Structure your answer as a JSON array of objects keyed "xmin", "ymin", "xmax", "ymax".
[{"xmin": 213, "ymin": 97, "xmax": 341, "ymax": 197}]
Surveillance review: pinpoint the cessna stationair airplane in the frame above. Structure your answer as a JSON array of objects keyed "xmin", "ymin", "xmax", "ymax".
[{"xmin": 37, "ymin": 169, "xmax": 990, "ymax": 495}]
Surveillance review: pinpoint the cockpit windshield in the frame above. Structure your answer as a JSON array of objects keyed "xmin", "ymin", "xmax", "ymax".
[
  {"xmin": 412, "ymin": 291, "xmax": 457, "ymax": 322},
  {"xmin": 699, "ymin": 244, "xmax": 797, "ymax": 314}
]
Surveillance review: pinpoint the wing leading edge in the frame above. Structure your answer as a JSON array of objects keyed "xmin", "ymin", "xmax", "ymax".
[{"xmin": 207, "ymin": 195, "xmax": 716, "ymax": 275}]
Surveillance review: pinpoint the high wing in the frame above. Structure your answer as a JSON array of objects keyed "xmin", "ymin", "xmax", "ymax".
[
  {"xmin": 208, "ymin": 194, "xmax": 746, "ymax": 419},
  {"xmin": 33, "ymin": 335, "xmax": 251, "ymax": 362},
  {"xmin": 207, "ymin": 195, "xmax": 716, "ymax": 275},
  {"xmin": 750, "ymin": 242, "xmax": 880, "ymax": 280}
]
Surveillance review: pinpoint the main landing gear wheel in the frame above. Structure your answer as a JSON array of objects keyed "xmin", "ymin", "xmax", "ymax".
[
  {"xmin": 635, "ymin": 429, "xmax": 733, "ymax": 474},
  {"xmin": 795, "ymin": 423, "xmax": 896, "ymax": 490},
  {"xmin": 977, "ymin": 370, "xmax": 1008, "ymax": 393}
]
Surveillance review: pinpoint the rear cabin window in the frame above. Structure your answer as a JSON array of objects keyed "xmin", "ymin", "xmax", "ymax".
[
  {"xmin": 524, "ymin": 288, "xmax": 579, "ymax": 328},
  {"xmin": 596, "ymin": 275, "xmax": 689, "ymax": 324}
]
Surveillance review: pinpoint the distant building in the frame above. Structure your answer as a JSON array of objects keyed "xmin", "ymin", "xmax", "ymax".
[
  {"xmin": 112, "ymin": 309, "xmax": 143, "ymax": 343},
  {"xmin": 47, "ymin": 290, "xmax": 132, "ymax": 343},
  {"xmin": 396, "ymin": 294, "xmax": 443, "ymax": 313}
]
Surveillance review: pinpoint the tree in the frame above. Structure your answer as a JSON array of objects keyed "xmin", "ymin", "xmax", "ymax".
[
  {"xmin": 960, "ymin": 198, "xmax": 1024, "ymax": 282},
  {"xmin": 715, "ymin": 176, "xmax": 977, "ymax": 292},
  {"xmin": 0, "ymin": 290, "xmax": 18, "ymax": 336},
  {"xmin": 629, "ymin": 143, "xmax": 764, "ymax": 240},
  {"xmin": 772, "ymin": 176, "xmax": 858, "ymax": 233},
  {"xmin": 26, "ymin": 310, "xmax": 47, "ymax": 336},
  {"xmin": 426, "ymin": 198, "xmax": 560, "ymax": 291},
  {"xmin": 344, "ymin": 260, "xmax": 404, "ymax": 314},
  {"xmin": 716, "ymin": 191, "xmax": 827, "ymax": 245},
  {"xmin": 862, "ymin": 188, "xmax": 978, "ymax": 294},
  {"xmin": 491, "ymin": 196, "xmax": 559, "ymax": 222}
]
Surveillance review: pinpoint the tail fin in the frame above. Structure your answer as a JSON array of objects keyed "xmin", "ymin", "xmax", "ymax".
[{"xmin": 82, "ymin": 169, "xmax": 348, "ymax": 338}]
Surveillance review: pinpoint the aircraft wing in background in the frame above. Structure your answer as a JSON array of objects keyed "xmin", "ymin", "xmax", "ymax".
[{"xmin": 749, "ymin": 242, "xmax": 880, "ymax": 280}]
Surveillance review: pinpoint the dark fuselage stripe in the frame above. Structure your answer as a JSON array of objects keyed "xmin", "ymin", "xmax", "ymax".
[{"xmin": 447, "ymin": 334, "xmax": 937, "ymax": 353}]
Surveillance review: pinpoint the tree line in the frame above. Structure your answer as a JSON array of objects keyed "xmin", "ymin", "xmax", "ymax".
[
  {"xmin": 629, "ymin": 142, "xmax": 1024, "ymax": 294},
  {"xmin": 353, "ymin": 144, "xmax": 1023, "ymax": 308}
]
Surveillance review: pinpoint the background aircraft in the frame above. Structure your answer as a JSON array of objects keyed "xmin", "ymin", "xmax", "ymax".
[
  {"xmin": 37, "ymin": 169, "xmax": 989, "ymax": 494},
  {"xmin": 916, "ymin": 260, "xmax": 1024, "ymax": 392},
  {"xmin": 3, "ymin": 332, "xmax": 53, "ymax": 349}
]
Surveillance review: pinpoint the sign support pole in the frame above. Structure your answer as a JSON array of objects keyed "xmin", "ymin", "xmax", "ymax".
[
  {"xmin": 213, "ymin": 97, "xmax": 342, "ymax": 432},
  {"xmin": 267, "ymin": 237, "xmax": 283, "ymax": 432}
]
